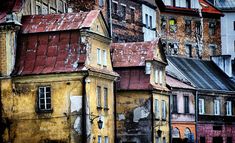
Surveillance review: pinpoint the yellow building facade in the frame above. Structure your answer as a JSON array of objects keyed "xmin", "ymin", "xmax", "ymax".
[{"xmin": 0, "ymin": 10, "xmax": 118, "ymax": 143}]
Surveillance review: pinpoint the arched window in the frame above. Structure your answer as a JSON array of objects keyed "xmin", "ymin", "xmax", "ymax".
[
  {"xmin": 172, "ymin": 128, "xmax": 180, "ymax": 138},
  {"xmin": 184, "ymin": 128, "xmax": 191, "ymax": 138}
]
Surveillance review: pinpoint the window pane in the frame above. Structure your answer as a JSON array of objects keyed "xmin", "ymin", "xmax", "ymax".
[
  {"xmin": 97, "ymin": 86, "xmax": 101, "ymax": 107},
  {"xmin": 104, "ymin": 88, "xmax": 108, "ymax": 108},
  {"xmin": 103, "ymin": 50, "xmax": 107, "ymax": 66},
  {"xmin": 98, "ymin": 136, "xmax": 102, "ymax": 143},
  {"xmin": 184, "ymin": 96, "xmax": 189, "ymax": 113},
  {"xmin": 97, "ymin": 48, "xmax": 101, "ymax": 65},
  {"xmin": 105, "ymin": 136, "xmax": 109, "ymax": 143},
  {"xmin": 155, "ymin": 99, "xmax": 159, "ymax": 118},
  {"xmin": 46, "ymin": 103, "xmax": 51, "ymax": 109},
  {"xmin": 40, "ymin": 104, "xmax": 45, "ymax": 109},
  {"xmin": 145, "ymin": 14, "xmax": 148, "ymax": 28},
  {"xmin": 155, "ymin": 69, "xmax": 159, "ymax": 83}
]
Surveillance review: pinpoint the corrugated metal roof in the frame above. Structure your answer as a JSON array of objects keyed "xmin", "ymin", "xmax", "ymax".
[
  {"xmin": 166, "ymin": 75, "xmax": 195, "ymax": 90},
  {"xmin": 167, "ymin": 56, "xmax": 235, "ymax": 91},
  {"xmin": 214, "ymin": 0, "xmax": 235, "ymax": 10},
  {"xmin": 111, "ymin": 40, "xmax": 159, "ymax": 68},
  {"xmin": 21, "ymin": 10, "xmax": 100, "ymax": 34}
]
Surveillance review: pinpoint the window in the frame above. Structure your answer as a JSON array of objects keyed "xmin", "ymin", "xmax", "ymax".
[
  {"xmin": 145, "ymin": 62, "xmax": 151, "ymax": 74},
  {"xmin": 98, "ymin": 135, "xmax": 102, "ymax": 143},
  {"xmin": 155, "ymin": 69, "xmax": 159, "ymax": 83},
  {"xmin": 234, "ymin": 21, "xmax": 235, "ymax": 30},
  {"xmin": 185, "ymin": 20, "xmax": 191, "ymax": 34},
  {"xmin": 199, "ymin": 98, "xmax": 205, "ymax": 114},
  {"xmin": 184, "ymin": 128, "xmax": 191, "ymax": 138},
  {"xmin": 155, "ymin": 99, "xmax": 159, "ymax": 119},
  {"xmin": 200, "ymin": 137, "xmax": 205, "ymax": 143},
  {"xmin": 97, "ymin": 48, "xmax": 101, "ymax": 65},
  {"xmin": 38, "ymin": 86, "xmax": 51, "ymax": 111},
  {"xmin": 105, "ymin": 136, "xmax": 109, "ymax": 143},
  {"xmin": 58, "ymin": 0, "xmax": 64, "ymax": 13},
  {"xmin": 234, "ymin": 40, "xmax": 235, "ymax": 52},
  {"xmin": 121, "ymin": 4, "xmax": 126, "ymax": 20},
  {"xmin": 172, "ymin": 128, "xmax": 180, "ymax": 138},
  {"xmin": 161, "ymin": 17, "xmax": 167, "ymax": 31},
  {"xmin": 226, "ymin": 101, "xmax": 232, "ymax": 116},
  {"xmin": 214, "ymin": 99, "xmax": 220, "ymax": 115},
  {"xmin": 171, "ymin": 0, "xmax": 176, "ymax": 6},
  {"xmin": 196, "ymin": 22, "xmax": 201, "ymax": 34},
  {"xmin": 227, "ymin": 137, "xmax": 232, "ymax": 143},
  {"xmin": 162, "ymin": 100, "xmax": 166, "ymax": 120},
  {"xmin": 102, "ymin": 50, "xmax": 107, "ymax": 66},
  {"xmin": 36, "ymin": 5, "xmax": 42, "ymax": 14},
  {"xmin": 104, "ymin": 88, "xmax": 108, "ymax": 109},
  {"xmin": 209, "ymin": 45, "xmax": 216, "ymax": 56},
  {"xmin": 172, "ymin": 95, "xmax": 178, "ymax": 113},
  {"xmin": 159, "ymin": 70, "xmax": 163, "ymax": 84},
  {"xmin": 169, "ymin": 19, "xmax": 177, "ymax": 33},
  {"xmin": 184, "ymin": 96, "xmax": 189, "ymax": 113},
  {"xmin": 41, "ymin": 3, "xmax": 48, "ymax": 14},
  {"xmin": 97, "ymin": 86, "xmax": 101, "ymax": 107},
  {"xmin": 156, "ymin": 137, "xmax": 160, "ymax": 143},
  {"xmin": 163, "ymin": 137, "xmax": 166, "ymax": 143},
  {"xmin": 150, "ymin": 16, "xmax": 153, "ymax": 29},
  {"xmin": 99, "ymin": 0, "xmax": 104, "ymax": 7},
  {"xmin": 185, "ymin": 44, "xmax": 192, "ymax": 58},
  {"xmin": 130, "ymin": 8, "xmax": 135, "ymax": 23},
  {"xmin": 209, "ymin": 22, "xmax": 216, "ymax": 35},
  {"xmin": 145, "ymin": 14, "xmax": 148, "ymax": 28},
  {"xmin": 186, "ymin": 0, "xmax": 191, "ymax": 8},
  {"xmin": 112, "ymin": 2, "xmax": 118, "ymax": 14}
]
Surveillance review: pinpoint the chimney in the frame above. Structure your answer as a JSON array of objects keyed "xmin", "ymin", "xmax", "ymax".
[{"xmin": 211, "ymin": 55, "xmax": 232, "ymax": 77}]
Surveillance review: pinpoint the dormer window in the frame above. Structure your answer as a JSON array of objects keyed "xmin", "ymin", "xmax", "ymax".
[{"xmin": 145, "ymin": 62, "xmax": 151, "ymax": 74}]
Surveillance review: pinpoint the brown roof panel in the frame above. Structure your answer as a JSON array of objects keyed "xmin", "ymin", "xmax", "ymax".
[
  {"xmin": 166, "ymin": 75, "xmax": 195, "ymax": 90},
  {"xmin": 111, "ymin": 40, "xmax": 159, "ymax": 67}
]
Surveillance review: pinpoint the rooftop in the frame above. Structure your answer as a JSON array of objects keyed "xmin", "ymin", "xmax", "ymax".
[
  {"xmin": 166, "ymin": 75, "xmax": 195, "ymax": 90},
  {"xmin": 167, "ymin": 56, "xmax": 235, "ymax": 91}
]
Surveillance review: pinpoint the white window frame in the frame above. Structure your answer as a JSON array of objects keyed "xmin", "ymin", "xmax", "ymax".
[
  {"xmin": 155, "ymin": 99, "xmax": 159, "ymax": 119},
  {"xmin": 97, "ymin": 86, "xmax": 101, "ymax": 107},
  {"xmin": 226, "ymin": 101, "xmax": 232, "ymax": 116},
  {"xmin": 98, "ymin": 135, "xmax": 102, "ymax": 143},
  {"xmin": 104, "ymin": 136, "xmax": 109, "ymax": 143},
  {"xmin": 102, "ymin": 49, "xmax": 107, "ymax": 66},
  {"xmin": 38, "ymin": 86, "xmax": 51, "ymax": 110},
  {"xmin": 199, "ymin": 98, "xmax": 205, "ymax": 115},
  {"xmin": 97, "ymin": 48, "xmax": 101, "ymax": 65},
  {"xmin": 155, "ymin": 69, "xmax": 159, "ymax": 83},
  {"xmin": 162, "ymin": 100, "xmax": 166, "ymax": 120},
  {"xmin": 214, "ymin": 99, "xmax": 220, "ymax": 115}
]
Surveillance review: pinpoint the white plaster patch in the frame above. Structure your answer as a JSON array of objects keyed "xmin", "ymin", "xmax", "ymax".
[
  {"xmin": 70, "ymin": 96, "xmax": 82, "ymax": 113},
  {"xmin": 133, "ymin": 106, "xmax": 150, "ymax": 122}
]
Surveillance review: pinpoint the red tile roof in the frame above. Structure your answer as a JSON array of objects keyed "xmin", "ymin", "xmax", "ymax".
[
  {"xmin": 0, "ymin": 0, "xmax": 23, "ymax": 24},
  {"xmin": 166, "ymin": 75, "xmax": 194, "ymax": 90},
  {"xmin": 111, "ymin": 40, "xmax": 159, "ymax": 68},
  {"xmin": 13, "ymin": 31, "xmax": 86, "ymax": 76},
  {"xmin": 21, "ymin": 10, "xmax": 100, "ymax": 34}
]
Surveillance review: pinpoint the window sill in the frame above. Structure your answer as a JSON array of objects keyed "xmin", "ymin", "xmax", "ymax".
[
  {"xmin": 97, "ymin": 106, "xmax": 103, "ymax": 110},
  {"xmin": 36, "ymin": 109, "xmax": 53, "ymax": 114}
]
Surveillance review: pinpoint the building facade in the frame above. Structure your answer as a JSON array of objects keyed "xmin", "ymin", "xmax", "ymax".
[
  {"xmin": 167, "ymin": 56, "xmax": 235, "ymax": 143},
  {"xmin": 111, "ymin": 39, "xmax": 170, "ymax": 143},
  {"xmin": 166, "ymin": 75, "xmax": 196, "ymax": 143},
  {"xmin": 156, "ymin": 0, "xmax": 223, "ymax": 60},
  {"xmin": 0, "ymin": 7, "xmax": 118, "ymax": 143}
]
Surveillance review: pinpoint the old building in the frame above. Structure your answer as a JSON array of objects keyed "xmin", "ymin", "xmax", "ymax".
[
  {"xmin": 166, "ymin": 75, "xmax": 196, "ymax": 143},
  {"xmin": 156, "ymin": 0, "xmax": 223, "ymax": 60},
  {"xmin": 0, "ymin": 5, "xmax": 118, "ymax": 143},
  {"xmin": 208, "ymin": 0, "xmax": 235, "ymax": 60},
  {"xmin": 111, "ymin": 39, "xmax": 170, "ymax": 143},
  {"xmin": 167, "ymin": 56, "xmax": 235, "ymax": 143}
]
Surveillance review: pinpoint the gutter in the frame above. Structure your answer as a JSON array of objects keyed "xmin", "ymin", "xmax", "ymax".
[
  {"xmin": 151, "ymin": 90, "xmax": 154, "ymax": 143},
  {"xmin": 114, "ymin": 81, "xmax": 117, "ymax": 143},
  {"xmin": 108, "ymin": 0, "xmax": 113, "ymax": 38},
  {"xmin": 195, "ymin": 90, "xmax": 198, "ymax": 143},
  {"xmin": 82, "ymin": 72, "xmax": 89, "ymax": 143},
  {"xmin": 168, "ymin": 90, "xmax": 172, "ymax": 143}
]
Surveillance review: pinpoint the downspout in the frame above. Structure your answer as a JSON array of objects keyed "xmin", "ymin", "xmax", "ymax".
[
  {"xmin": 151, "ymin": 90, "xmax": 154, "ymax": 143},
  {"xmin": 0, "ymin": 80, "xmax": 3, "ymax": 143},
  {"xmin": 82, "ymin": 72, "xmax": 89, "ymax": 143},
  {"xmin": 195, "ymin": 90, "xmax": 198, "ymax": 143},
  {"xmin": 108, "ymin": 0, "xmax": 113, "ymax": 38},
  {"xmin": 168, "ymin": 90, "xmax": 172, "ymax": 143},
  {"xmin": 114, "ymin": 81, "xmax": 117, "ymax": 143}
]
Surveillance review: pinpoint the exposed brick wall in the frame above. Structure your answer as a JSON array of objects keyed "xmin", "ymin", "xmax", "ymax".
[
  {"xmin": 159, "ymin": 13, "xmax": 221, "ymax": 60},
  {"xmin": 197, "ymin": 124, "xmax": 235, "ymax": 143}
]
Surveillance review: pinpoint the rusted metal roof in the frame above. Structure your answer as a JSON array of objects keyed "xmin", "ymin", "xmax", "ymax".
[
  {"xmin": 111, "ymin": 40, "xmax": 159, "ymax": 68},
  {"xmin": 199, "ymin": 0, "xmax": 222, "ymax": 15},
  {"xmin": 21, "ymin": 10, "xmax": 100, "ymax": 34},
  {"xmin": 115, "ymin": 68, "xmax": 152, "ymax": 90},
  {"xmin": 166, "ymin": 75, "xmax": 195, "ymax": 90},
  {"xmin": 0, "ymin": 0, "xmax": 23, "ymax": 24},
  {"xmin": 13, "ymin": 31, "xmax": 86, "ymax": 76}
]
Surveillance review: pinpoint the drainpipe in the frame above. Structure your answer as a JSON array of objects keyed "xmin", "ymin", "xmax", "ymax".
[
  {"xmin": 108, "ymin": 0, "xmax": 112, "ymax": 38},
  {"xmin": 82, "ymin": 72, "xmax": 89, "ymax": 143},
  {"xmin": 114, "ymin": 81, "xmax": 117, "ymax": 143},
  {"xmin": 169, "ymin": 91, "xmax": 172, "ymax": 143},
  {"xmin": 195, "ymin": 90, "xmax": 198, "ymax": 143},
  {"xmin": 0, "ymin": 80, "xmax": 2, "ymax": 143},
  {"xmin": 151, "ymin": 91, "xmax": 154, "ymax": 143}
]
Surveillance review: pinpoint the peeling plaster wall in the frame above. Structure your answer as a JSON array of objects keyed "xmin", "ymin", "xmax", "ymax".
[
  {"xmin": 116, "ymin": 91, "xmax": 152, "ymax": 143},
  {"xmin": 1, "ymin": 74, "xmax": 84, "ymax": 143},
  {"xmin": 159, "ymin": 14, "xmax": 221, "ymax": 60}
]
